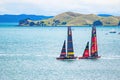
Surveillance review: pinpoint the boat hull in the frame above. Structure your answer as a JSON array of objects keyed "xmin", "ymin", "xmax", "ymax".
[
  {"xmin": 109, "ymin": 32, "xmax": 116, "ymax": 33},
  {"xmin": 56, "ymin": 57, "xmax": 77, "ymax": 60},
  {"xmin": 78, "ymin": 56, "xmax": 101, "ymax": 59}
]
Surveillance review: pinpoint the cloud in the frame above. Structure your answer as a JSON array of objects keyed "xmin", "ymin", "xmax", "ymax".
[{"xmin": 0, "ymin": 0, "xmax": 120, "ymax": 15}]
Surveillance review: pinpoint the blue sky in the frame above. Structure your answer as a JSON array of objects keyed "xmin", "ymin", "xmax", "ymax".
[{"xmin": 0, "ymin": 0, "xmax": 120, "ymax": 16}]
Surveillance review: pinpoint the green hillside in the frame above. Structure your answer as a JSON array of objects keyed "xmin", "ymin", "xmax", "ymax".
[{"xmin": 19, "ymin": 12, "xmax": 120, "ymax": 26}]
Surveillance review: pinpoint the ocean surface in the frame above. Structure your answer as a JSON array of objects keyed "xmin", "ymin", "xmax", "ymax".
[{"xmin": 0, "ymin": 23, "xmax": 120, "ymax": 80}]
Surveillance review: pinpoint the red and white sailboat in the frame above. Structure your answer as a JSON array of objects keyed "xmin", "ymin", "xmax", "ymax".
[{"xmin": 78, "ymin": 26, "xmax": 101, "ymax": 59}]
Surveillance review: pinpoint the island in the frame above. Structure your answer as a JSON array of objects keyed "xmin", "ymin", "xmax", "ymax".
[{"xmin": 19, "ymin": 12, "xmax": 120, "ymax": 26}]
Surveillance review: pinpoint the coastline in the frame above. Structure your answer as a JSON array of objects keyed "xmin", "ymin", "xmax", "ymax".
[{"xmin": 0, "ymin": 23, "xmax": 120, "ymax": 27}]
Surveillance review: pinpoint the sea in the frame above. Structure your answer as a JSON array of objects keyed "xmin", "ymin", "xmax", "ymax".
[{"xmin": 0, "ymin": 23, "xmax": 120, "ymax": 80}]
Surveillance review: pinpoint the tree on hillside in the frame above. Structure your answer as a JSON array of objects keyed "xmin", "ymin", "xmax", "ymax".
[
  {"xmin": 40, "ymin": 21, "xmax": 46, "ymax": 26},
  {"xmin": 93, "ymin": 20, "xmax": 103, "ymax": 26},
  {"xmin": 118, "ymin": 21, "xmax": 120, "ymax": 26},
  {"xmin": 53, "ymin": 19, "xmax": 60, "ymax": 26},
  {"xmin": 29, "ymin": 22, "xmax": 35, "ymax": 26},
  {"xmin": 36, "ymin": 21, "xmax": 40, "ymax": 26},
  {"xmin": 19, "ymin": 18, "xmax": 29, "ymax": 25},
  {"xmin": 62, "ymin": 22, "xmax": 67, "ymax": 25}
]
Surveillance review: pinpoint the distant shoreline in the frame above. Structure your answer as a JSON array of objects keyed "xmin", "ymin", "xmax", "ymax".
[{"xmin": 0, "ymin": 23, "xmax": 119, "ymax": 27}]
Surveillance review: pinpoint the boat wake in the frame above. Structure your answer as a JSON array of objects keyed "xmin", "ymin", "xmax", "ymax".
[
  {"xmin": 0, "ymin": 53, "xmax": 32, "ymax": 57},
  {"xmin": 0, "ymin": 53, "xmax": 57, "ymax": 57},
  {"xmin": 101, "ymin": 56, "xmax": 120, "ymax": 60}
]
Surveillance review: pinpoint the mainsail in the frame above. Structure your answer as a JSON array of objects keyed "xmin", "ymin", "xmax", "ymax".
[
  {"xmin": 90, "ymin": 26, "xmax": 98, "ymax": 57},
  {"xmin": 67, "ymin": 27, "xmax": 75, "ymax": 58}
]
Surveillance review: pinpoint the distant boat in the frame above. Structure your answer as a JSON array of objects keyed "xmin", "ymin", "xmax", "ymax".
[
  {"xmin": 56, "ymin": 27, "xmax": 77, "ymax": 60},
  {"xmin": 109, "ymin": 29, "xmax": 116, "ymax": 33},
  {"xmin": 78, "ymin": 26, "xmax": 101, "ymax": 59}
]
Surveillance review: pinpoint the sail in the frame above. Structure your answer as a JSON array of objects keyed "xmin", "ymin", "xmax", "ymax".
[
  {"xmin": 83, "ymin": 41, "xmax": 89, "ymax": 57},
  {"xmin": 60, "ymin": 40, "xmax": 66, "ymax": 58},
  {"xmin": 67, "ymin": 27, "xmax": 74, "ymax": 58},
  {"xmin": 90, "ymin": 26, "xmax": 98, "ymax": 57}
]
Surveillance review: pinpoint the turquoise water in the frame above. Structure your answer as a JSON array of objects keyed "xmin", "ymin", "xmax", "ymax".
[{"xmin": 0, "ymin": 23, "xmax": 120, "ymax": 80}]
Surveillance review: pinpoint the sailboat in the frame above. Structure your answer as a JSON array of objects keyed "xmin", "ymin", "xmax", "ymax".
[
  {"xmin": 109, "ymin": 29, "xmax": 116, "ymax": 33},
  {"xmin": 78, "ymin": 26, "xmax": 101, "ymax": 59},
  {"xmin": 56, "ymin": 27, "xmax": 77, "ymax": 60}
]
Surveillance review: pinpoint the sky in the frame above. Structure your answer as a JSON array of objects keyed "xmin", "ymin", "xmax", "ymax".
[{"xmin": 0, "ymin": 0, "xmax": 120, "ymax": 16}]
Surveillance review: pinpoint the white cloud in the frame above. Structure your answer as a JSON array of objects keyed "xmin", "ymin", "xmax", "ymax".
[{"xmin": 0, "ymin": 0, "xmax": 120, "ymax": 15}]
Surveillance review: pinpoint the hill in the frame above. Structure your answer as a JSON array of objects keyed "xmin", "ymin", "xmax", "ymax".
[
  {"xmin": 19, "ymin": 12, "xmax": 120, "ymax": 26},
  {"xmin": 0, "ymin": 14, "xmax": 53, "ymax": 23}
]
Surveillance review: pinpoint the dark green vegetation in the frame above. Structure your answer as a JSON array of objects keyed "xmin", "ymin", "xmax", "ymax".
[{"xmin": 19, "ymin": 12, "xmax": 120, "ymax": 26}]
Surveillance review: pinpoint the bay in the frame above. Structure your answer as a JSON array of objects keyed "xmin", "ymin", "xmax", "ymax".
[{"xmin": 0, "ymin": 23, "xmax": 120, "ymax": 80}]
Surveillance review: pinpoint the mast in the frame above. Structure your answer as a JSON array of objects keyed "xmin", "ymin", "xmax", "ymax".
[
  {"xmin": 60, "ymin": 40, "xmax": 66, "ymax": 58},
  {"xmin": 83, "ymin": 41, "xmax": 89, "ymax": 57},
  {"xmin": 90, "ymin": 26, "xmax": 98, "ymax": 57},
  {"xmin": 67, "ymin": 26, "xmax": 74, "ymax": 58}
]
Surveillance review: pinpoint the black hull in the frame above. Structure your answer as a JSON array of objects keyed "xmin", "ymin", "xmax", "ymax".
[
  {"xmin": 109, "ymin": 32, "xmax": 116, "ymax": 33},
  {"xmin": 56, "ymin": 57, "xmax": 77, "ymax": 60},
  {"xmin": 78, "ymin": 56, "xmax": 101, "ymax": 59}
]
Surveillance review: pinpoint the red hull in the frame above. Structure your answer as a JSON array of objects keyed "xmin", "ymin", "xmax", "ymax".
[
  {"xmin": 56, "ymin": 57, "xmax": 77, "ymax": 60},
  {"xmin": 78, "ymin": 56, "xmax": 101, "ymax": 59}
]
